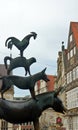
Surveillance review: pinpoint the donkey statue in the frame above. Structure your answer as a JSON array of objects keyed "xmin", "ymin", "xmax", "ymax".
[{"xmin": 0, "ymin": 87, "xmax": 66, "ymax": 130}]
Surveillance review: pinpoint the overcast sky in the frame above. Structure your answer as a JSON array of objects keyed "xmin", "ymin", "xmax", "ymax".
[{"xmin": 0, "ymin": 0, "xmax": 78, "ymax": 96}]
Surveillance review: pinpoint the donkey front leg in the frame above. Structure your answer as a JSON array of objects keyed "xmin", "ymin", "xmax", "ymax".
[
  {"xmin": 30, "ymin": 89, "xmax": 36, "ymax": 100},
  {"xmin": 33, "ymin": 118, "xmax": 40, "ymax": 130}
]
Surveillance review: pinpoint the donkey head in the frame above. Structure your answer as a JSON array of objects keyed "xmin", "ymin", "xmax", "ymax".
[
  {"xmin": 41, "ymin": 68, "xmax": 50, "ymax": 82},
  {"xmin": 52, "ymin": 96, "xmax": 66, "ymax": 114},
  {"xmin": 52, "ymin": 88, "xmax": 67, "ymax": 114}
]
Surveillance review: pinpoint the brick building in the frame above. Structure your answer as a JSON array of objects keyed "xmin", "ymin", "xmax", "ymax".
[
  {"xmin": 65, "ymin": 22, "xmax": 78, "ymax": 130},
  {"xmin": 35, "ymin": 75, "xmax": 57, "ymax": 95},
  {"xmin": 56, "ymin": 22, "xmax": 78, "ymax": 130}
]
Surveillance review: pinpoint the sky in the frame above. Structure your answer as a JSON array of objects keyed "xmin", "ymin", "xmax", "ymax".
[{"xmin": 0, "ymin": 0, "xmax": 78, "ymax": 97}]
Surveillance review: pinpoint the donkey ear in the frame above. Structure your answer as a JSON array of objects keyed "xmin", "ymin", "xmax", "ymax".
[
  {"xmin": 42, "ymin": 67, "xmax": 47, "ymax": 73},
  {"xmin": 54, "ymin": 87, "xmax": 63, "ymax": 97}
]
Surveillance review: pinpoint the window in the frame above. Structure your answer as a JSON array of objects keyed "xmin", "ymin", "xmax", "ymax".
[
  {"xmin": 70, "ymin": 49, "xmax": 73, "ymax": 57},
  {"xmin": 70, "ymin": 34, "xmax": 73, "ymax": 42},
  {"xmin": 73, "ymin": 117, "xmax": 78, "ymax": 130},
  {"xmin": 1, "ymin": 120, "xmax": 8, "ymax": 130},
  {"xmin": 67, "ymin": 67, "xmax": 78, "ymax": 84},
  {"xmin": 73, "ymin": 68, "xmax": 76, "ymax": 80},
  {"xmin": 70, "ymin": 71, "xmax": 72, "ymax": 82},
  {"xmin": 67, "ymin": 73, "xmax": 70, "ymax": 84},
  {"xmin": 76, "ymin": 66, "xmax": 78, "ymax": 78},
  {"xmin": 67, "ymin": 71, "xmax": 73, "ymax": 84},
  {"xmin": 66, "ymin": 87, "xmax": 78, "ymax": 109},
  {"xmin": 67, "ymin": 52, "xmax": 70, "ymax": 60},
  {"xmin": 73, "ymin": 46, "xmax": 76, "ymax": 55}
]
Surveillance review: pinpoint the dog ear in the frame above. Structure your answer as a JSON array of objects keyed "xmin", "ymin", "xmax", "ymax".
[
  {"xmin": 54, "ymin": 87, "xmax": 63, "ymax": 97},
  {"xmin": 42, "ymin": 67, "xmax": 47, "ymax": 73}
]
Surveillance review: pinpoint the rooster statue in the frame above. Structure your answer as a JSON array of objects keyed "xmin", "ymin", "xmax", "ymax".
[{"xmin": 5, "ymin": 32, "xmax": 37, "ymax": 57}]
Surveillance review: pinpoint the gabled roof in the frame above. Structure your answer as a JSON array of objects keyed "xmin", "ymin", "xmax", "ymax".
[{"xmin": 70, "ymin": 22, "xmax": 78, "ymax": 47}]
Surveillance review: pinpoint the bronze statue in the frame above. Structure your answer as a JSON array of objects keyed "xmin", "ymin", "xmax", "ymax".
[
  {"xmin": 0, "ymin": 68, "xmax": 49, "ymax": 99},
  {"xmin": 5, "ymin": 32, "xmax": 37, "ymax": 57},
  {"xmin": 0, "ymin": 89, "xmax": 66, "ymax": 130},
  {"xmin": 0, "ymin": 32, "xmax": 67, "ymax": 130},
  {"xmin": 4, "ymin": 56, "xmax": 36, "ymax": 75}
]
